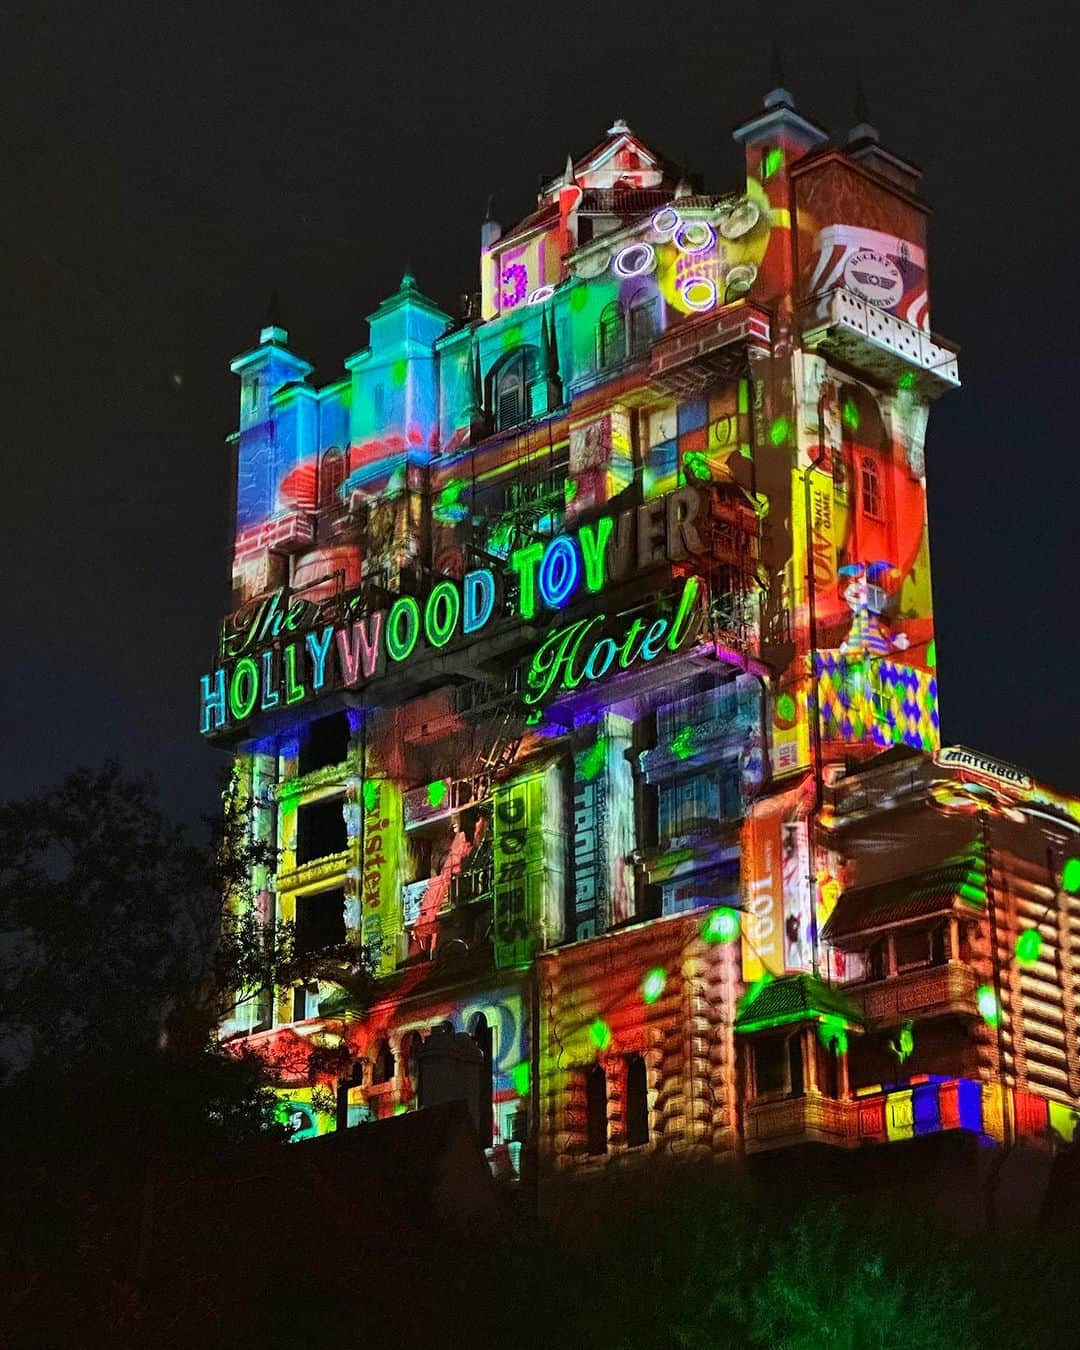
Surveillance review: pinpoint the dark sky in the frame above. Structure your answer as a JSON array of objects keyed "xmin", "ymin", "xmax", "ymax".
[{"xmin": 6, "ymin": 1, "xmax": 1078, "ymax": 826}]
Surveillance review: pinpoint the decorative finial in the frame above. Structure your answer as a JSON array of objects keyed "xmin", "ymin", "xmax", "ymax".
[
  {"xmin": 764, "ymin": 40, "xmax": 795, "ymax": 110},
  {"xmin": 483, "ymin": 193, "xmax": 496, "ymax": 222},
  {"xmin": 607, "ymin": 117, "xmax": 632, "ymax": 136},
  {"xmin": 399, "ymin": 267, "xmax": 417, "ymax": 292},
  {"xmin": 848, "ymin": 72, "xmax": 879, "ymax": 144},
  {"xmin": 265, "ymin": 289, "xmax": 282, "ymax": 329},
  {"xmin": 563, "ymin": 151, "xmax": 576, "ymax": 185}
]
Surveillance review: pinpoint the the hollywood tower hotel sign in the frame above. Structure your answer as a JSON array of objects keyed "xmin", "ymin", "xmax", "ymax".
[{"xmin": 199, "ymin": 485, "xmax": 720, "ymax": 734}]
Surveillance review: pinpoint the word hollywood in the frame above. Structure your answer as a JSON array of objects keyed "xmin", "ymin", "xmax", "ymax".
[{"xmin": 200, "ymin": 487, "xmax": 711, "ymax": 733}]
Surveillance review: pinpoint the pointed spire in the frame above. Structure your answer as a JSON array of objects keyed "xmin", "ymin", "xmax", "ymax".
[
  {"xmin": 259, "ymin": 290, "xmax": 288, "ymax": 346},
  {"xmin": 463, "ymin": 339, "xmax": 487, "ymax": 441},
  {"xmin": 399, "ymin": 267, "xmax": 418, "ymax": 293},
  {"xmin": 769, "ymin": 39, "xmax": 785, "ymax": 89},
  {"xmin": 481, "ymin": 195, "xmax": 501, "ymax": 250},
  {"xmin": 848, "ymin": 72, "xmax": 880, "ymax": 145},
  {"xmin": 764, "ymin": 40, "xmax": 795, "ymax": 110},
  {"xmin": 535, "ymin": 307, "xmax": 562, "ymax": 413},
  {"xmin": 563, "ymin": 151, "xmax": 576, "ymax": 186}
]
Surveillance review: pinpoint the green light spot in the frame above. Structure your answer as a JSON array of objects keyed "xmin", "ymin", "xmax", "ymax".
[
  {"xmin": 776, "ymin": 693, "xmax": 796, "ymax": 722},
  {"xmin": 763, "ymin": 146, "xmax": 784, "ymax": 179},
  {"xmin": 569, "ymin": 286, "xmax": 590, "ymax": 312},
  {"xmin": 510, "ymin": 1061, "xmax": 530, "ymax": 1096},
  {"xmin": 362, "ymin": 780, "xmax": 379, "ymax": 812},
  {"xmin": 703, "ymin": 907, "xmax": 740, "ymax": 944},
  {"xmin": 977, "ymin": 984, "xmax": 1001, "ymax": 1026},
  {"xmin": 841, "ymin": 399, "xmax": 860, "ymax": 431},
  {"xmin": 670, "ymin": 726, "xmax": 695, "ymax": 761},
  {"xmin": 501, "ymin": 324, "xmax": 523, "ymax": 351},
  {"xmin": 1063, "ymin": 858, "xmax": 1080, "ymax": 894},
  {"xmin": 589, "ymin": 1018, "xmax": 611, "ymax": 1051},
  {"xmin": 525, "ymin": 709, "xmax": 543, "ymax": 726},
  {"xmin": 818, "ymin": 1016, "xmax": 848, "ymax": 1056},
  {"xmin": 564, "ymin": 479, "xmax": 578, "ymax": 503},
  {"xmin": 390, "ymin": 358, "xmax": 408, "ymax": 388},
  {"xmin": 890, "ymin": 1020, "xmax": 915, "ymax": 1063},
  {"xmin": 427, "ymin": 780, "xmax": 447, "ymax": 809},
  {"xmin": 768, "ymin": 416, "xmax": 790, "ymax": 447},
  {"xmin": 579, "ymin": 739, "xmax": 608, "ymax": 782},
  {"xmin": 642, "ymin": 968, "xmax": 666, "ymax": 1004},
  {"xmin": 926, "ymin": 639, "xmax": 937, "ymax": 669},
  {"xmin": 1016, "ymin": 929, "xmax": 1042, "ymax": 965},
  {"xmin": 683, "ymin": 450, "xmax": 709, "ymax": 481},
  {"xmin": 898, "ymin": 370, "xmax": 917, "ymax": 391},
  {"xmin": 434, "ymin": 479, "xmax": 468, "ymax": 524}
]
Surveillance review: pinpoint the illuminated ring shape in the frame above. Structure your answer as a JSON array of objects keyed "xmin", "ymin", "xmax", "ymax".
[
  {"xmin": 537, "ymin": 536, "xmax": 581, "ymax": 609},
  {"xmin": 612, "ymin": 242, "xmax": 656, "ymax": 278},
  {"xmin": 679, "ymin": 276, "xmax": 718, "ymax": 312},
  {"xmin": 651, "ymin": 206, "xmax": 681, "ymax": 237},
  {"xmin": 673, "ymin": 220, "xmax": 716, "ymax": 255},
  {"xmin": 527, "ymin": 285, "xmax": 555, "ymax": 305}
]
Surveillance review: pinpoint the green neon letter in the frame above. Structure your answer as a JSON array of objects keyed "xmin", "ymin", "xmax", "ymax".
[
  {"xmin": 578, "ymin": 516, "xmax": 613, "ymax": 593},
  {"xmin": 510, "ymin": 541, "xmax": 545, "ymax": 620},
  {"xmin": 386, "ymin": 596, "xmax": 421, "ymax": 661},
  {"xmin": 229, "ymin": 657, "xmax": 259, "ymax": 721},
  {"xmin": 424, "ymin": 580, "xmax": 460, "ymax": 648},
  {"xmin": 667, "ymin": 576, "xmax": 703, "ymax": 651},
  {"xmin": 283, "ymin": 644, "xmax": 306, "ymax": 705}
]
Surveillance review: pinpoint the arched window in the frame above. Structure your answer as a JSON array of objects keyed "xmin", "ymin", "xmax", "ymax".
[
  {"xmin": 627, "ymin": 291, "xmax": 657, "ymax": 355},
  {"xmin": 625, "ymin": 1054, "xmax": 649, "ymax": 1146},
  {"xmin": 319, "ymin": 447, "xmax": 346, "ymax": 509},
  {"xmin": 488, "ymin": 348, "xmax": 537, "ymax": 432},
  {"xmin": 371, "ymin": 1039, "xmax": 395, "ymax": 1085},
  {"xmin": 860, "ymin": 455, "xmax": 882, "ymax": 519},
  {"xmin": 586, "ymin": 1065, "xmax": 608, "ymax": 1156},
  {"xmin": 469, "ymin": 1012, "xmax": 494, "ymax": 1147},
  {"xmin": 598, "ymin": 301, "xmax": 625, "ymax": 369}
]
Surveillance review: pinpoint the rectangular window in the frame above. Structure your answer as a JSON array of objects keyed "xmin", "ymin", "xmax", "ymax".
[
  {"xmin": 895, "ymin": 927, "xmax": 932, "ymax": 972},
  {"xmin": 295, "ymin": 888, "xmax": 346, "ymax": 955},
  {"xmin": 658, "ymin": 767, "xmax": 741, "ymax": 840},
  {"xmin": 292, "ymin": 985, "xmax": 308, "ymax": 1023},
  {"xmin": 860, "ymin": 456, "xmax": 882, "ymax": 518},
  {"xmin": 298, "ymin": 712, "xmax": 351, "ymax": 776},
  {"xmin": 295, "ymin": 796, "xmax": 347, "ymax": 865}
]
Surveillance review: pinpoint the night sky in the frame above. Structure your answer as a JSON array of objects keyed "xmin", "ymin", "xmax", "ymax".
[{"xmin": 7, "ymin": 1, "xmax": 1078, "ymax": 826}]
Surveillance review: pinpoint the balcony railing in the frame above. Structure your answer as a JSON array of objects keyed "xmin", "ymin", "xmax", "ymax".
[
  {"xmin": 743, "ymin": 1092, "xmax": 858, "ymax": 1153},
  {"xmin": 843, "ymin": 962, "xmax": 978, "ymax": 1028},
  {"xmin": 800, "ymin": 288, "xmax": 959, "ymax": 398}
]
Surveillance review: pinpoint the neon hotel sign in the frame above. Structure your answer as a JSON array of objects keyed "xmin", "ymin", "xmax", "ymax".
[{"xmin": 200, "ymin": 487, "xmax": 711, "ymax": 734}]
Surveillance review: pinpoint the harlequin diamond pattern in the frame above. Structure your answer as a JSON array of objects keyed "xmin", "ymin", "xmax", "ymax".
[{"xmin": 813, "ymin": 652, "xmax": 939, "ymax": 753}]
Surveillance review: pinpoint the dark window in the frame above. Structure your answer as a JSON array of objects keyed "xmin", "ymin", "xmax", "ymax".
[
  {"xmin": 626, "ymin": 1055, "xmax": 649, "ymax": 1146},
  {"xmin": 930, "ymin": 922, "xmax": 948, "ymax": 966},
  {"xmin": 298, "ymin": 712, "xmax": 351, "ymax": 775},
  {"xmin": 818, "ymin": 1040, "xmax": 841, "ymax": 1098},
  {"xmin": 754, "ymin": 1036, "xmax": 786, "ymax": 1096},
  {"xmin": 489, "ymin": 349, "xmax": 537, "ymax": 432},
  {"xmin": 895, "ymin": 927, "xmax": 931, "ymax": 972},
  {"xmin": 295, "ymin": 887, "xmax": 345, "ymax": 955},
  {"xmin": 586, "ymin": 1065, "xmax": 608, "ymax": 1156},
  {"xmin": 295, "ymin": 797, "xmax": 347, "ymax": 865},
  {"xmin": 867, "ymin": 938, "xmax": 887, "ymax": 981},
  {"xmin": 372, "ymin": 1039, "xmax": 395, "ymax": 1084},
  {"xmin": 471, "ymin": 1013, "xmax": 494, "ymax": 1147},
  {"xmin": 598, "ymin": 302, "xmax": 625, "ymax": 369},
  {"xmin": 292, "ymin": 985, "xmax": 308, "ymax": 1023},
  {"xmin": 788, "ymin": 1034, "xmax": 805, "ymax": 1098},
  {"xmin": 319, "ymin": 447, "xmax": 346, "ymax": 509},
  {"xmin": 754, "ymin": 1033, "xmax": 804, "ymax": 1098},
  {"xmin": 628, "ymin": 293, "xmax": 657, "ymax": 354}
]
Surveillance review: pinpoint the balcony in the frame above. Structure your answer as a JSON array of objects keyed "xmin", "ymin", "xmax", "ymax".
[
  {"xmin": 648, "ymin": 301, "xmax": 771, "ymax": 397},
  {"xmin": 743, "ymin": 1093, "xmax": 858, "ymax": 1154},
  {"xmin": 402, "ymin": 777, "xmax": 489, "ymax": 831},
  {"xmin": 843, "ymin": 962, "xmax": 979, "ymax": 1029},
  {"xmin": 800, "ymin": 288, "xmax": 959, "ymax": 397}
]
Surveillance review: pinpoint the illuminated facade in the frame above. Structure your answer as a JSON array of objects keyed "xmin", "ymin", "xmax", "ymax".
[{"xmin": 204, "ymin": 86, "xmax": 1080, "ymax": 1187}]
